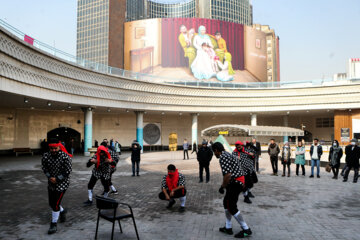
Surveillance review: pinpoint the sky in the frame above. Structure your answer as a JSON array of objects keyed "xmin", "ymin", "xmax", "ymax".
[{"xmin": 0, "ymin": 0, "xmax": 360, "ymax": 82}]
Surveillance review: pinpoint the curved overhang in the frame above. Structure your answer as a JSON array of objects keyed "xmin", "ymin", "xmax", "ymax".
[
  {"xmin": 1, "ymin": 26, "xmax": 360, "ymax": 113},
  {"xmin": 201, "ymin": 124, "xmax": 304, "ymax": 137}
]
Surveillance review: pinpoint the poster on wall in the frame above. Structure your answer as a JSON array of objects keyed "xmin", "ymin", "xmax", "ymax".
[
  {"xmin": 340, "ymin": 128, "xmax": 350, "ymax": 142},
  {"xmin": 124, "ymin": 18, "xmax": 267, "ymax": 83},
  {"xmin": 143, "ymin": 122, "xmax": 161, "ymax": 145}
]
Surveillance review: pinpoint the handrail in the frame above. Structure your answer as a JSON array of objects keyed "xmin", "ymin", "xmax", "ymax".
[{"xmin": 0, "ymin": 18, "xmax": 356, "ymax": 89}]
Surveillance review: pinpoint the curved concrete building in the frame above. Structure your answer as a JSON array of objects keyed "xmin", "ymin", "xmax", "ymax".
[{"xmin": 1, "ymin": 26, "xmax": 360, "ymax": 153}]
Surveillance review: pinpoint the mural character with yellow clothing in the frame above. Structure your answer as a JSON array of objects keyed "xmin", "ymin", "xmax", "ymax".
[
  {"xmin": 216, "ymin": 52, "xmax": 235, "ymax": 82},
  {"xmin": 178, "ymin": 25, "xmax": 196, "ymax": 68}
]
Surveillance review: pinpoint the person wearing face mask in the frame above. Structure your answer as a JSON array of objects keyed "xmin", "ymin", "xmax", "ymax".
[
  {"xmin": 343, "ymin": 139, "xmax": 360, "ymax": 183},
  {"xmin": 309, "ymin": 138, "xmax": 323, "ymax": 178},
  {"xmin": 328, "ymin": 140, "xmax": 343, "ymax": 179},
  {"xmin": 158, "ymin": 164, "xmax": 186, "ymax": 212},
  {"xmin": 41, "ymin": 138, "xmax": 72, "ymax": 234}
]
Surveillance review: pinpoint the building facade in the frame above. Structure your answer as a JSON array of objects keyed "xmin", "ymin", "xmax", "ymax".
[
  {"xmin": 2, "ymin": 26, "xmax": 360, "ymax": 153},
  {"xmin": 148, "ymin": 0, "xmax": 196, "ymax": 18},
  {"xmin": 253, "ymin": 24, "xmax": 280, "ymax": 82},
  {"xmin": 76, "ymin": 0, "xmax": 110, "ymax": 66}
]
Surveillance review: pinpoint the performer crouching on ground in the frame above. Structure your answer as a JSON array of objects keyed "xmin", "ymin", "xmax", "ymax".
[
  {"xmin": 41, "ymin": 138, "xmax": 72, "ymax": 234},
  {"xmin": 84, "ymin": 145, "xmax": 116, "ymax": 206},
  {"xmin": 158, "ymin": 164, "xmax": 187, "ymax": 212},
  {"xmin": 213, "ymin": 142, "xmax": 252, "ymax": 238}
]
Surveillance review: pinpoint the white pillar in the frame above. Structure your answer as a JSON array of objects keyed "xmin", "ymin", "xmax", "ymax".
[
  {"xmin": 191, "ymin": 113, "xmax": 198, "ymax": 147},
  {"xmin": 251, "ymin": 113, "xmax": 257, "ymax": 126}
]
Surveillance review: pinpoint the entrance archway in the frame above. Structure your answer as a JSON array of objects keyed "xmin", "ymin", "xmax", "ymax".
[{"xmin": 47, "ymin": 127, "xmax": 81, "ymax": 153}]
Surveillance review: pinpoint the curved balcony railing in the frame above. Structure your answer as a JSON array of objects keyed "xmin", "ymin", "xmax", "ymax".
[{"xmin": 1, "ymin": 19, "xmax": 357, "ymax": 89}]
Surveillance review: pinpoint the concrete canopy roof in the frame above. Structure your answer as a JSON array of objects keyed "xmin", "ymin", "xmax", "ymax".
[{"xmin": 201, "ymin": 124, "xmax": 304, "ymax": 137}]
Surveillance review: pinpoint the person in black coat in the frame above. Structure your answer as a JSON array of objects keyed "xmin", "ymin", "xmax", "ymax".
[
  {"xmin": 197, "ymin": 140, "xmax": 213, "ymax": 183},
  {"xmin": 130, "ymin": 140, "xmax": 142, "ymax": 177},
  {"xmin": 343, "ymin": 139, "xmax": 360, "ymax": 183},
  {"xmin": 328, "ymin": 140, "xmax": 343, "ymax": 179},
  {"xmin": 251, "ymin": 138, "xmax": 261, "ymax": 173}
]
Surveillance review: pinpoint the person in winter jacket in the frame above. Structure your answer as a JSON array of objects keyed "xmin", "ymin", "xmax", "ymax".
[
  {"xmin": 281, "ymin": 142, "xmax": 291, "ymax": 177},
  {"xmin": 197, "ymin": 140, "xmax": 213, "ymax": 183},
  {"xmin": 309, "ymin": 138, "xmax": 323, "ymax": 178},
  {"xmin": 294, "ymin": 142, "xmax": 306, "ymax": 176},
  {"xmin": 268, "ymin": 139, "xmax": 280, "ymax": 176},
  {"xmin": 343, "ymin": 138, "xmax": 360, "ymax": 183},
  {"xmin": 328, "ymin": 140, "xmax": 343, "ymax": 179},
  {"xmin": 131, "ymin": 140, "xmax": 142, "ymax": 176}
]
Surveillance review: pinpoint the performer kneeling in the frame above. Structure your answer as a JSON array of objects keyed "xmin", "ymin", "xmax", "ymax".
[
  {"xmin": 213, "ymin": 142, "xmax": 252, "ymax": 238},
  {"xmin": 84, "ymin": 144, "xmax": 115, "ymax": 206},
  {"xmin": 158, "ymin": 164, "xmax": 186, "ymax": 212},
  {"xmin": 41, "ymin": 138, "xmax": 72, "ymax": 234}
]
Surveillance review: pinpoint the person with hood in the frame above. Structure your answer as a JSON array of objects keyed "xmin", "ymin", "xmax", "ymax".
[
  {"xmin": 328, "ymin": 140, "xmax": 343, "ymax": 179},
  {"xmin": 309, "ymin": 138, "xmax": 323, "ymax": 178},
  {"xmin": 281, "ymin": 142, "xmax": 292, "ymax": 177},
  {"xmin": 343, "ymin": 138, "xmax": 360, "ymax": 183},
  {"xmin": 131, "ymin": 140, "xmax": 142, "ymax": 176},
  {"xmin": 41, "ymin": 138, "xmax": 72, "ymax": 234},
  {"xmin": 233, "ymin": 141, "xmax": 256, "ymax": 204},
  {"xmin": 295, "ymin": 141, "xmax": 306, "ymax": 176},
  {"xmin": 158, "ymin": 164, "xmax": 186, "ymax": 212},
  {"xmin": 268, "ymin": 139, "xmax": 280, "ymax": 176},
  {"xmin": 213, "ymin": 142, "xmax": 252, "ymax": 238},
  {"xmin": 83, "ymin": 144, "xmax": 116, "ymax": 206},
  {"xmin": 197, "ymin": 140, "xmax": 214, "ymax": 183},
  {"xmin": 216, "ymin": 52, "xmax": 235, "ymax": 82}
]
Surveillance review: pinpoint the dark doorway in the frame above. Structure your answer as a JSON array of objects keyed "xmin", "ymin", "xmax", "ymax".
[{"xmin": 47, "ymin": 127, "xmax": 81, "ymax": 154}]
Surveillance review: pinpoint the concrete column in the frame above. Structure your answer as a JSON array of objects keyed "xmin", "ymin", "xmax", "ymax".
[
  {"xmin": 191, "ymin": 113, "xmax": 198, "ymax": 147},
  {"xmin": 84, "ymin": 108, "xmax": 93, "ymax": 156},
  {"xmin": 283, "ymin": 115, "xmax": 289, "ymax": 142},
  {"xmin": 251, "ymin": 113, "xmax": 257, "ymax": 126},
  {"xmin": 135, "ymin": 111, "xmax": 144, "ymax": 152}
]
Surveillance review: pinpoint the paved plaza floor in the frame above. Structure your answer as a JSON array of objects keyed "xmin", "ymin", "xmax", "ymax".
[{"xmin": 0, "ymin": 151, "xmax": 359, "ymax": 240}]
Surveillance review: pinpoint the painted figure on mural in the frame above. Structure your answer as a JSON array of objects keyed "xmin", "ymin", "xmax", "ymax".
[{"xmin": 178, "ymin": 25, "xmax": 196, "ymax": 68}]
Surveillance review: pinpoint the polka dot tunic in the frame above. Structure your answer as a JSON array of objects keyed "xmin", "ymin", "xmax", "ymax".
[{"xmin": 41, "ymin": 151, "xmax": 72, "ymax": 192}]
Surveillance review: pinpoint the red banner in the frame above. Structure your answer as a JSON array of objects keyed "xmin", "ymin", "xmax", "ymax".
[{"xmin": 24, "ymin": 35, "xmax": 34, "ymax": 45}]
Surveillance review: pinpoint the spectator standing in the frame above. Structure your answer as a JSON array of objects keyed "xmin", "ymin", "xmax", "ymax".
[
  {"xmin": 191, "ymin": 141, "xmax": 198, "ymax": 155},
  {"xmin": 183, "ymin": 139, "xmax": 189, "ymax": 160},
  {"xmin": 197, "ymin": 140, "xmax": 213, "ymax": 183},
  {"xmin": 295, "ymin": 142, "xmax": 306, "ymax": 176},
  {"xmin": 309, "ymin": 138, "xmax": 323, "ymax": 178},
  {"xmin": 343, "ymin": 138, "xmax": 360, "ymax": 183},
  {"xmin": 131, "ymin": 140, "xmax": 142, "ymax": 176},
  {"xmin": 115, "ymin": 141, "xmax": 121, "ymax": 155},
  {"xmin": 281, "ymin": 142, "xmax": 291, "ymax": 177},
  {"xmin": 251, "ymin": 138, "xmax": 261, "ymax": 173},
  {"xmin": 70, "ymin": 139, "xmax": 75, "ymax": 156},
  {"xmin": 328, "ymin": 140, "xmax": 343, "ymax": 179},
  {"xmin": 268, "ymin": 139, "xmax": 280, "ymax": 176}
]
